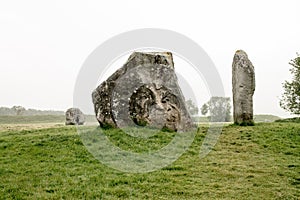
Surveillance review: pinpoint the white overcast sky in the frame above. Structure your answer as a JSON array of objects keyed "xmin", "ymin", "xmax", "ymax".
[{"xmin": 0, "ymin": 0, "xmax": 299, "ymax": 117}]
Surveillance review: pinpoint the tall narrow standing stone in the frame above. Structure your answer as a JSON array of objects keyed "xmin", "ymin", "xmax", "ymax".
[{"xmin": 232, "ymin": 50, "xmax": 255, "ymax": 125}]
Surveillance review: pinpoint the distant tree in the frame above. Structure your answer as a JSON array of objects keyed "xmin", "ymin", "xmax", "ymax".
[
  {"xmin": 185, "ymin": 99, "xmax": 199, "ymax": 116},
  {"xmin": 11, "ymin": 106, "xmax": 26, "ymax": 116},
  {"xmin": 0, "ymin": 106, "xmax": 64, "ymax": 116},
  {"xmin": 206, "ymin": 97, "xmax": 231, "ymax": 122},
  {"xmin": 201, "ymin": 103, "xmax": 208, "ymax": 116},
  {"xmin": 280, "ymin": 53, "xmax": 300, "ymax": 115},
  {"xmin": 0, "ymin": 107, "xmax": 14, "ymax": 115}
]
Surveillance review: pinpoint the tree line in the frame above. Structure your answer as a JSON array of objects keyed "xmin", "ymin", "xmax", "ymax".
[
  {"xmin": 186, "ymin": 97, "xmax": 232, "ymax": 122},
  {"xmin": 0, "ymin": 106, "xmax": 64, "ymax": 116}
]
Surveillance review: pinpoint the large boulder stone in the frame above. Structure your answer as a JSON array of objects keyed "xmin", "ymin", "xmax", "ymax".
[
  {"xmin": 92, "ymin": 52, "xmax": 194, "ymax": 131},
  {"xmin": 65, "ymin": 108, "xmax": 85, "ymax": 125},
  {"xmin": 232, "ymin": 50, "xmax": 255, "ymax": 125}
]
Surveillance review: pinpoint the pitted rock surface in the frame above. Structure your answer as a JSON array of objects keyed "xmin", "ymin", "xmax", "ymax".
[
  {"xmin": 65, "ymin": 108, "xmax": 85, "ymax": 125},
  {"xmin": 232, "ymin": 50, "xmax": 255, "ymax": 125},
  {"xmin": 129, "ymin": 84, "xmax": 181, "ymax": 131},
  {"xmin": 92, "ymin": 52, "xmax": 193, "ymax": 131}
]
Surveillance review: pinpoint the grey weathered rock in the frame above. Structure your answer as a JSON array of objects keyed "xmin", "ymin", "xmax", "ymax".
[
  {"xmin": 92, "ymin": 52, "xmax": 194, "ymax": 131},
  {"xmin": 65, "ymin": 108, "xmax": 85, "ymax": 125},
  {"xmin": 232, "ymin": 50, "xmax": 255, "ymax": 125}
]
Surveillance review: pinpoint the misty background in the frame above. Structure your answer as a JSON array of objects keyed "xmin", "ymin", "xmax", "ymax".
[{"xmin": 0, "ymin": 0, "xmax": 299, "ymax": 117}]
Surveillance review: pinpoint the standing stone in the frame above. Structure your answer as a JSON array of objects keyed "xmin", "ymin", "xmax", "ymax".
[
  {"xmin": 232, "ymin": 50, "xmax": 255, "ymax": 125},
  {"xmin": 92, "ymin": 52, "xmax": 194, "ymax": 131},
  {"xmin": 65, "ymin": 108, "xmax": 85, "ymax": 125}
]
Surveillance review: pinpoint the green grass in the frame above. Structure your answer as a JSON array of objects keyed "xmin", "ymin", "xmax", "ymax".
[
  {"xmin": 254, "ymin": 114, "xmax": 281, "ymax": 122},
  {"xmin": 0, "ymin": 115, "xmax": 66, "ymax": 124},
  {"xmin": 0, "ymin": 115, "xmax": 97, "ymax": 124},
  {"xmin": 276, "ymin": 117, "xmax": 300, "ymax": 123},
  {"xmin": 0, "ymin": 123, "xmax": 299, "ymax": 199},
  {"xmin": 194, "ymin": 114, "xmax": 281, "ymax": 123},
  {"xmin": 0, "ymin": 114, "xmax": 281, "ymax": 125}
]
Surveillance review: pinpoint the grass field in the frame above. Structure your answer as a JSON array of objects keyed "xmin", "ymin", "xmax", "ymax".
[
  {"xmin": 276, "ymin": 117, "xmax": 300, "ymax": 123},
  {"xmin": 0, "ymin": 115, "xmax": 97, "ymax": 125},
  {"xmin": 0, "ymin": 120, "xmax": 299, "ymax": 199},
  {"xmin": 0, "ymin": 114, "xmax": 280, "ymax": 125}
]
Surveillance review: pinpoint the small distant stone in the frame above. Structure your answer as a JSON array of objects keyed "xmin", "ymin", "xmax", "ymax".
[{"xmin": 65, "ymin": 108, "xmax": 85, "ymax": 125}]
